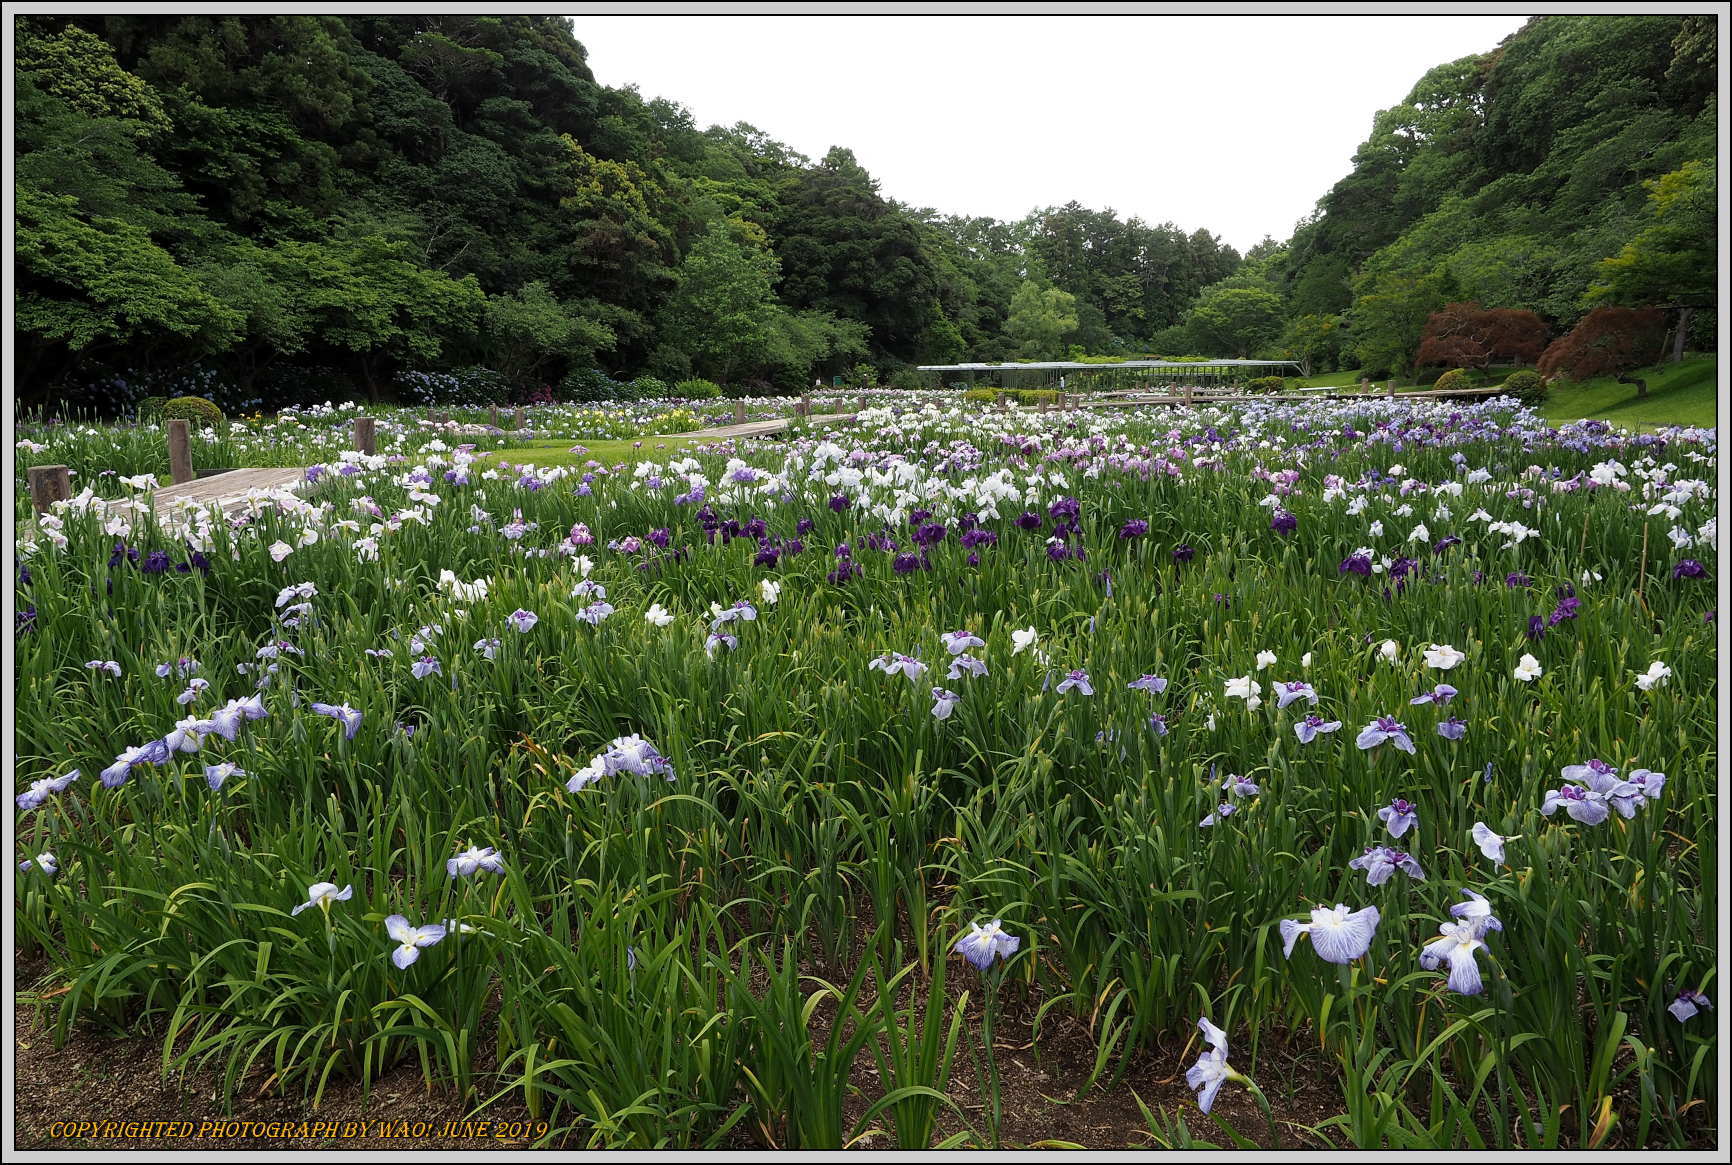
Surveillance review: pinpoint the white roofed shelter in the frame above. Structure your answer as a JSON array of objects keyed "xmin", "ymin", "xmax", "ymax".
[{"xmin": 917, "ymin": 358, "xmax": 1304, "ymax": 390}]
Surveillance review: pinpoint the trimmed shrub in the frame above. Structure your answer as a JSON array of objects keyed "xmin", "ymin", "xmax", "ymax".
[
  {"xmin": 627, "ymin": 376, "xmax": 670, "ymax": 401},
  {"xmin": 673, "ymin": 378, "xmax": 722, "ymax": 400},
  {"xmin": 1432, "ymin": 368, "xmax": 1473, "ymax": 394},
  {"xmin": 1245, "ymin": 376, "xmax": 1285, "ymax": 394},
  {"xmin": 559, "ymin": 367, "xmax": 624, "ymax": 403},
  {"xmin": 137, "ymin": 396, "xmax": 168, "ymax": 422},
  {"xmin": 1500, "ymin": 369, "xmax": 1548, "ymax": 405},
  {"xmin": 161, "ymin": 395, "xmax": 225, "ymax": 428}
]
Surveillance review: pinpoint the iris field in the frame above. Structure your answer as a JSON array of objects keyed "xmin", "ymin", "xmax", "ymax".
[{"xmin": 11, "ymin": 394, "xmax": 1720, "ymax": 1148}]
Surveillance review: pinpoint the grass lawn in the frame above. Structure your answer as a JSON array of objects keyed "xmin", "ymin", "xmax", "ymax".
[
  {"xmin": 1540, "ymin": 354, "xmax": 1718, "ymax": 431},
  {"xmin": 1291, "ymin": 367, "xmax": 1367, "ymax": 389},
  {"xmin": 473, "ymin": 435, "xmax": 707, "ymax": 468}
]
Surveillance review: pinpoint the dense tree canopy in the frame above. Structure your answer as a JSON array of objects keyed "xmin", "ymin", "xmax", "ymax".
[
  {"xmin": 11, "ymin": 13, "xmax": 1718, "ymax": 409},
  {"xmin": 1274, "ymin": 13, "xmax": 1717, "ymax": 377}
]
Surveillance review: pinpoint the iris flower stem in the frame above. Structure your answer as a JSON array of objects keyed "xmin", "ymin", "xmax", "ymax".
[{"xmin": 980, "ymin": 973, "xmax": 1003, "ymax": 1150}]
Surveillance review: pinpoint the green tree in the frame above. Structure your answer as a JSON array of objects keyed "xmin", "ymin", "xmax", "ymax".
[
  {"xmin": 1005, "ymin": 281, "xmax": 1079, "ymax": 359},
  {"xmin": 1184, "ymin": 286, "xmax": 1285, "ymax": 358},
  {"xmin": 654, "ymin": 220, "xmax": 785, "ymax": 384},
  {"xmin": 484, "ymin": 282, "xmax": 614, "ymax": 388},
  {"xmin": 1587, "ymin": 159, "xmax": 1715, "ymax": 361}
]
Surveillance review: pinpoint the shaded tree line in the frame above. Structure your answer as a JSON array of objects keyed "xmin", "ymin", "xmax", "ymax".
[{"xmin": 13, "ymin": 14, "xmax": 1242, "ymax": 411}]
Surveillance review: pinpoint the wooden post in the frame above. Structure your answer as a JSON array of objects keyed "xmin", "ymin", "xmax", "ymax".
[
  {"xmin": 799, "ymin": 394, "xmax": 811, "ymax": 417},
  {"xmin": 997, "ymin": 391, "xmax": 1009, "ymax": 411},
  {"xmin": 27, "ymin": 464, "xmax": 72, "ymax": 514},
  {"xmin": 858, "ymin": 394, "xmax": 868, "ymax": 413},
  {"xmin": 354, "ymin": 416, "xmax": 377, "ymax": 455},
  {"xmin": 489, "ymin": 405, "xmax": 500, "ymax": 427},
  {"xmin": 733, "ymin": 401, "xmax": 746, "ymax": 424},
  {"xmin": 167, "ymin": 419, "xmax": 194, "ymax": 484}
]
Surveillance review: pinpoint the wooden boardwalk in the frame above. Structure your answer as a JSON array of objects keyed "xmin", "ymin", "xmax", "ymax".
[
  {"xmin": 670, "ymin": 410, "xmax": 858, "ymax": 442},
  {"xmin": 151, "ymin": 467, "xmax": 308, "ymax": 513}
]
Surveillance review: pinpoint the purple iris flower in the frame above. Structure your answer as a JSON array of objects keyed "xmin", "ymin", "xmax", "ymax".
[
  {"xmin": 15, "ymin": 769, "xmax": 80, "ymax": 811},
  {"xmin": 1626, "ymin": 768, "xmax": 1666, "ymax": 802},
  {"xmin": 1118, "ymin": 519, "xmax": 1149, "ymax": 539},
  {"xmin": 1294, "ymin": 715, "xmax": 1342, "ymax": 744},
  {"xmin": 577, "ymin": 601, "xmax": 615, "ymax": 625},
  {"xmin": 1127, "ymin": 674, "xmax": 1168, "ymax": 694},
  {"xmin": 1172, "ymin": 544, "xmax": 1195, "ymax": 564},
  {"xmin": 1055, "ymin": 669, "xmax": 1094, "ymax": 696},
  {"xmin": 203, "ymin": 763, "xmax": 246, "ymax": 791},
  {"xmin": 1437, "ymin": 717, "xmax": 1467, "ymax": 741},
  {"xmin": 1558, "ymin": 760, "xmax": 1644, "ymax": 817},
  {"xmin": 448, "ymin": 845, "xmax": 506, "ymax": 879},
  {"xmin": 1184, "ymin": 1018, "xmax": 1234, "ymax": 1114},
  {"xmin": 1221, "ymin": 773, "xmax": 1260, "ymax": 798},
  {"xmin": 1148, "ymin": 714, "xmax": 1169, "ymax": 736},
  {"xmin": 930, "ymin": 687, "xmax": 961, "ymax": 720},
  {"xmin": 868, "ymin": 652, "xmax": 927, "ymax": 682},
  {"xmin": 411, "ymin": 656, "xmax": 442, "ymax": 679},
  {"xmin": 947, "ymin": 655, "xmax": 988, "ymax": 680},
  {"xmin": 1356, "ymin": 717, "xmax": 1416, "ymax": 754},
  {"xmin": 1348, "ymin": 846, "xmax": 1425, "ymax": 885},
  {"xmin": 1339, "ymin": 551, "xmax": 1373, "ymax": 576},
  {"xmin": 1669, "ymin": 990, "xmax": 1713, "ymax": 1022},
  {"xmin": 1274, "ymin": 680, "xmax": 1318, "ymax": 709},
  {"xmin": 1377, "ymin": 798, "xmax": 1418, "ymax": 838},
  {"xmin": 1673, "ymin": 559, "xmax": 1706, "ymax": 579},
  {"xmin": 1280, "ymin": 904, "xmax": 1380, "ymax": 964},
  {"xmin": 1540, "ymin": 784, "xmax": 1609, "ymax": 825},
  {"xmin": 1270, "ymin": 509, "xmax": 1297, "ymax": 536},
  {"xmin": 507, "ymin": 609, "xmax": 538, "ymax": 633},
  {"xmin": 100, "ymin": 740, "xmax": 171, "ymax": 788},
  {"xmin": 309, "ymin": 701, "xmax": 363, "ymax": 740},
  {"xmin": 942, "ymin": 630, "xmax": 985, "ymax": 655},
  {"xmin": 1410, "ymin": 684, "xmax": 1458, "ymax": 706},
  {"xmin": 1200, "ymin": 802, "xmax": 1236, "ymax": 827},
  {"xmin": 953, "ymin": 919, "xmax": 1019, "ymax": 971}
]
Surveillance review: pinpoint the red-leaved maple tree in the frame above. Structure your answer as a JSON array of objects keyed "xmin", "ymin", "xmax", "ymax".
[
  {"xmin": 1414, "ymin": 302, "xmax": 1551, "ymax": 370},
  {"xmin": 1537, "ymin": 307, "xmax": 1669, "ymax": 389}
]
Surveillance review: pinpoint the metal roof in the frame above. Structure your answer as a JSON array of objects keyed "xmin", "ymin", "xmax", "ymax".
[{"xmin": 916, "ymin": 359, "xmax": 1303, "ymax": 371}]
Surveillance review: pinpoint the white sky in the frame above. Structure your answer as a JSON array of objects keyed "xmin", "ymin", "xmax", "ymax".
[{"xmin": 569, "ymin": 13, "xmax": 1532, "ymax": 252}]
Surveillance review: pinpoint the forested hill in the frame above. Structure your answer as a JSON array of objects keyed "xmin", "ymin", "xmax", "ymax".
[
  {"xmin": 1271, "ymin": 13, "xmax": 1716, "ymax": 377},
  {"xmin": 12, "ymin": 14, "xmax": 1718, "ymax": 411}
]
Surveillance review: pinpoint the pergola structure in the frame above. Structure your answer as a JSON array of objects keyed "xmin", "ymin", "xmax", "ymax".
[{"xmin": 916, "ymin": 358, "xmax": 1305, "ymax": 391}]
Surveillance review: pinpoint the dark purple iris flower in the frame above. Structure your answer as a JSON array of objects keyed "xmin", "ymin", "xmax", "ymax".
[
  {"xmin": 1674, "ymin": 559, "xmax": 1706, "ymax": 580},
  {"xmin": 1119, "ymin": 519, "xmax": 1149, "ymax": 539},
  {"xmin": 1172, "ymin": 544, "xmax": 1195, "ymax": 564},
  {"xmin": 1270, "ymin": 510, "xmax": 1297, "ymax": 536},
  {"xmin": 1340, "ymin": 552, "xmax": 1373, "ymax": 576}
]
